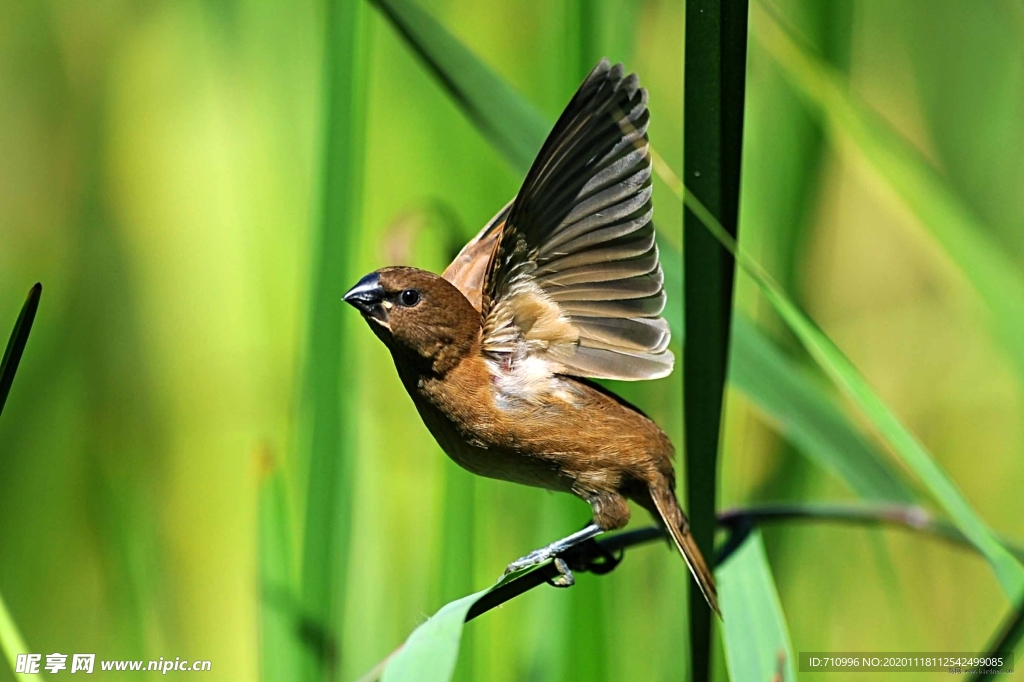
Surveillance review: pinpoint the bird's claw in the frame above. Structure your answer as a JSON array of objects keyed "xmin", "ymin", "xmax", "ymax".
[
  {"xmin": 502, "ymin": 547, "xmax": 553, "ymax": 576},
  {"xmin": 548, "ymin": 558, "xmax": 575, "ymax": 587},
  {"xmin": 501, "ymin": 551, "xmax": 576, "ymax": 587}
]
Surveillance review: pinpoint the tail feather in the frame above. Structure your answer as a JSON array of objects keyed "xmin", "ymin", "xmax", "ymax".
[{"xmin": 649, "ymin": 484, "xmax": 721, "ymax": 618}]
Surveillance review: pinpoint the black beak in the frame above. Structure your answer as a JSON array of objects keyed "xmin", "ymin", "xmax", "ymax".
[{"xmin": 343, "ymin": 272, "xmax": 387, "ymax": 322}]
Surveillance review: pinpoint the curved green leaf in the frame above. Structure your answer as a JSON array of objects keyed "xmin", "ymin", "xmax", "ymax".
[
  {"xmin": 380, "ymin": 589, "xmax": 491, "ymax": 682},
  {"xmin": 719, "ymin": 530, "xmax": 797, "ymax": 682}
]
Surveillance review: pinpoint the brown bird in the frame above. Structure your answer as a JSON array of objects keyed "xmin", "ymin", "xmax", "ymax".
[{"xmin": 344, "ymin": 59, "xmax": 718, "ymax": 615}]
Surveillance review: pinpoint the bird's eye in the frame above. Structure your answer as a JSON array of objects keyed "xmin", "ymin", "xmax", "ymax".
[{"xmin": 399, "ymin": 289, "xmax": 421, "ymax": 307}]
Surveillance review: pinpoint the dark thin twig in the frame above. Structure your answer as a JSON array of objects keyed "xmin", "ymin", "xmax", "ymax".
[
  {"xmin": 717, "ymin": 503, "xmax": 1024, "ymax": 562},
  {"xmin": 465, "ymin": 502, "xmax": 1024, "ymax": 622}
]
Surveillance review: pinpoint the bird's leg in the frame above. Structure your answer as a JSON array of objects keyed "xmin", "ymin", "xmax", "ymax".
[{"xmin": 503, "ymin": 523, "xmax": 603, "ymax": 578}]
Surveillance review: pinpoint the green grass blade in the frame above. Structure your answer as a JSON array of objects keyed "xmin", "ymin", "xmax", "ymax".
[
  {"xmin": 0, "ymin": 283, "xmax": 41, "ymax": 419},
  {"xmin": 371, "ymin": 0, "xmax": 913, "ymax": 506},
  {"xmin": 259, "ymin": 452, "xmax": 302, "ymax": 682},
  {"xmin": 753, "ymin": 1, "xmax": 1024, "ymax": 381},
  {"xmin": 718, "ymin": 529, "xmax": 797, "ymax": 682},
  {"xmin": 380, "ymin": 589, "xmax": 491, "ymax": 682},
  {"xmin": 298, "ymin": 0, "xmax": 371, "ymax": 679},
  {"xmin": 683, "ymin": 1, "xmax": 749, "ymax": 677},
  {"xmin": 684, "ymin": 188, "xmax": 1024, "ymax": 601}
]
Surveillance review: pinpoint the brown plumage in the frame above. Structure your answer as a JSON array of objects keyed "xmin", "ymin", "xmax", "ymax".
[{"xmin": 344, "ymin": 59, "xmax": 719, "ymax": 616}]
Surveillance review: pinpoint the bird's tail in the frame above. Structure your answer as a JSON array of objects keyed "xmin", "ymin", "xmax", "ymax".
[{"xmin": 649, "ymin": 483, "xmax": 721, "ymax": 618}]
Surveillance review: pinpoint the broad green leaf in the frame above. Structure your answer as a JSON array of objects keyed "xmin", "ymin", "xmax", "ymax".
[
  {"xmin": 371, "ymin": 0, "xmax": 913, "ymax": 506},
  {"xmin": 684, "ymin": 189, "xmax": 1024, "ymax": 601},
  {"xmin": 381, "ymin": 589, "xmax": 491, "ymax": 682},
  {"xmin": 752, "ymin": 1, "xmax": 1024, "ymax": 381},
  {"xmin": 0, "ymin": 283, "xmax": 41, "ymax": 420},
  {"xmin": 299, "ymin": 1, "xmax": 371, "ymax": 679},
  {"xmin": 718, "ymin": 530, "xmax": 797, "ymax": 682}
]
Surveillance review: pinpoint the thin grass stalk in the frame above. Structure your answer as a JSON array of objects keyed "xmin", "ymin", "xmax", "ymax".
[
  {"xmin": 683, "ymin": 1, "xmax": 749, "ymax": 679},
  {"xmin": 298, "ymin": 1, "xmax": 371, "ymax": 679}
]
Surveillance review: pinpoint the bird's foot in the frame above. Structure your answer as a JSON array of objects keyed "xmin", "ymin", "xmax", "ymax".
[
  {"xmin": 500, "ymin": 551, "xmax": 576, "ymax": 587},
  {"xmin": 500, "ymin": 523, "xmax": 603, "ymax": 583},
  {"xmin": 503, "ymin": 547, "xmax": 555, "ymax": 576}
]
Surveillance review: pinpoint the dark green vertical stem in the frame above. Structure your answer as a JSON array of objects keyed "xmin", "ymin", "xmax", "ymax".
[
  {"xmin": 299, "ymin": 0, "xmax": 370, "ymax": 679},
  {"xmin": 683, "ymin": 1, "xmax": 749, "ymax": 680}
]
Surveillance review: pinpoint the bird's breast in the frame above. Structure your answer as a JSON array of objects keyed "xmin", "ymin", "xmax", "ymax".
[{"xmin": 401, "ymin": 355, "xmax": 578, "ymax": 492}]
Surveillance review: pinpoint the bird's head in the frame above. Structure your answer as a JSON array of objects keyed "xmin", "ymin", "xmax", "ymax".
[{"xmin": 343, "ymin": 266, "xmax": 482, "ymax": 373}]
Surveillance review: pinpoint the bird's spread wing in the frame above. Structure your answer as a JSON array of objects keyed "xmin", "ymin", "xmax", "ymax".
[
  {"xmin": 477, "ymin": 59, "xmax": 672, "ymax": 381},
  {"xmin": 441, "ymin": 200, "xmax": 510, "ymax": 312}
]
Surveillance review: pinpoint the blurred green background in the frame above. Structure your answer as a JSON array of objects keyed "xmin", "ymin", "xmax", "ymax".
[{"xmin": 1, "ymin": 0, "xmax": 1023, "ymax": 680}]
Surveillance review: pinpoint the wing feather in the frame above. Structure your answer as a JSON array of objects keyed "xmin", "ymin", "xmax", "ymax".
[
  {"xmin": 441, "ymin": 201, "xmax": 510, "ymax": 311},
  {"xmin": 464, "ymin": 59, "xmax": 673, "ymax": 381}
]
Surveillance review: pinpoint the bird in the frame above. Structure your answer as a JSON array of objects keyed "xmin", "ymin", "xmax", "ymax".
[{"xmin": 343, "ymin": 58, "xmax": 719, "ymax": 616}]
